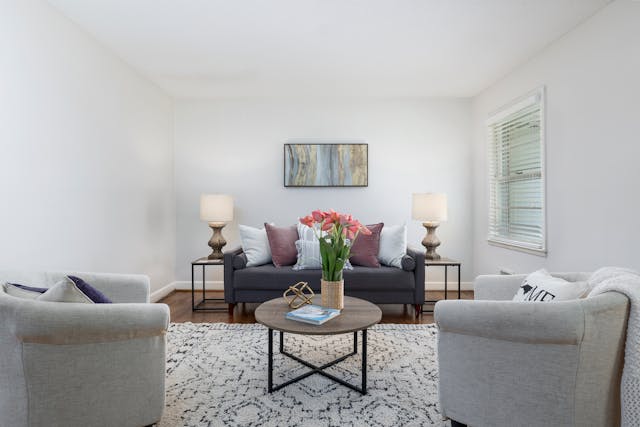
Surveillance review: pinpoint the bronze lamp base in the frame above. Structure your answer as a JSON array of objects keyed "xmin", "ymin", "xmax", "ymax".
[
  {"xmin": 207, "ymin": 222, "xmax": 227, "ymax": 259},
  {"xmin": 421, "ymin": 221, "xmax": 441, "ymax": 260}
]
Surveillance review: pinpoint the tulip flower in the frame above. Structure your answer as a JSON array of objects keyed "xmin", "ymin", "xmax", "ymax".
[
  {"xmin": 300, "ymin": 210, "xmax": 370, "ymax": 282},
  {"xmin": 311, "ymin": 210, "xmax": 325, "ymax": 222},
  {"xmin": 300, "ymin": 215, "xmax": 315, "ymax": 227}
]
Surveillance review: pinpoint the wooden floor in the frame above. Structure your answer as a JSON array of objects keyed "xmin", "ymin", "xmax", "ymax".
[{"xmin": 160, "ymin": 290, "xmax": 474, "ymax": 324}]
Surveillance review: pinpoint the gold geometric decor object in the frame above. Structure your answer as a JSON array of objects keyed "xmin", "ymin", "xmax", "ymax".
[{"xmin": 283, "ymin": 282, "xmax": 315, "ymax": 309}]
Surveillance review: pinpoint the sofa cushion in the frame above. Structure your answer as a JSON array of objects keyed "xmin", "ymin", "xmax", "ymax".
[
  {"xmin": 234, "ymin": 265, "xmax": 414, "ymax": 292},
  {"xmin": 265, "ymin": 223, "xmax": 298, "ymax": 267},
  {"xmin": 350, "ymin": 223, "xmax": 383, "ymax": 267}
]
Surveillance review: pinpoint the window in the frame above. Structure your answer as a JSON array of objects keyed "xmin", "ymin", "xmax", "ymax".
[{"xmin": 487, "ymin": 88, "xmax": 546, "ymax": 254}]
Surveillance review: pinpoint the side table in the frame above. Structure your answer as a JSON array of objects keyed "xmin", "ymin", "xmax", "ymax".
[
  {"xmin": 422, "ymin": 257, "xmax": 461, "ymax": 314},
  {"xmin": 191, "ymin": 257, "xmax": 226, "ymax": 312}
]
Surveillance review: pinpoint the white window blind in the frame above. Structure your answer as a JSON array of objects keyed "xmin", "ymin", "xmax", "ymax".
[{"xmin": 487, "ymin": 88, "xmax": 546, "ymax": 254}]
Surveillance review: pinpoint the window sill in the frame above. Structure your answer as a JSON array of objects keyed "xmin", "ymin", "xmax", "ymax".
[{"xmin": 487, "ymin": 239, "xmax": 547, "ymax": 257}]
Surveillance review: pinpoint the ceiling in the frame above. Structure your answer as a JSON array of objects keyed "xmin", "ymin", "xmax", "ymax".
[{"xmin": 47, "ymin": 0, "xmax": 611, "ymax": 98}]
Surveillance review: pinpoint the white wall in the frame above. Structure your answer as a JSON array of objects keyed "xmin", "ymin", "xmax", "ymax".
[
  {"xmin": 174, "ymin": 98, "xmax": 472, "ymax": 286},
  {"xmin": 471, "ymin": 0, "xmax": 640, "ymax": 275},
  {"xmin": 0, "ymin": 0, "xmax": 175, "ymax": 292}
]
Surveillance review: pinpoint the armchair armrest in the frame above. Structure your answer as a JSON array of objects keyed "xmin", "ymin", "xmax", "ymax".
[
  {"xmin": 13, "ymin": 300, "xmax": 170, "ymax": 345},
  {"xmin": 69, "ymin": 272, "xmax": 151, "ymax": 303},
  {"xmin": 434, "ymin": 299, "xmax": 585, "ymax": 344}
]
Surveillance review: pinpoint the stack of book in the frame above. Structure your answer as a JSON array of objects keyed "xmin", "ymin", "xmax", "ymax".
[{"xmin": 286, "ymin": 304, "xmax": 340, "ymax": 325}]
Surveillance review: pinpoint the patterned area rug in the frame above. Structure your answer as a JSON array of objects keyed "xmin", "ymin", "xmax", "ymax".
[{"xmin": 160, "ymin": 323, "xmax": 443, "ymax": 427}]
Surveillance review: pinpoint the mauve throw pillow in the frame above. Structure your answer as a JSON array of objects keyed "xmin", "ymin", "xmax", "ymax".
[
  {"xmin": 349, "ymin": 223, "xmax": 384, "ymax": 267},
  {"xmin": 265, "ymin": 223, "xmax": 299, "ymax": 267}
]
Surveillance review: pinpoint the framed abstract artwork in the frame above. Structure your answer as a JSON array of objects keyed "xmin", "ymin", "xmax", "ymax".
[{"xmin": 283, "ymin": 142, "xmax": 368, "ymax": 187}]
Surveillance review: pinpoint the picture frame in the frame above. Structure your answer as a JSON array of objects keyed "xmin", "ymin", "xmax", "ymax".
[{"xmin": 283, "ymin": 141, "xmax": 368, "ymax": 187}]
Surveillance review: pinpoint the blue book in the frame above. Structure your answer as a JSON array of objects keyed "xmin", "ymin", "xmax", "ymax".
[{"xmin": 285, "ymin": 305, "xmax": 341, "ymax": 325}]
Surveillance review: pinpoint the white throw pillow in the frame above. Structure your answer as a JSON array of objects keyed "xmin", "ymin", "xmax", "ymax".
[
  {"xmin": 378, "ymin": 224, "xmax": 407, "ymax": 268},
  {"xmin": 3, "ymin": 283, "xmax": 43, "ymax": 299},
  {"xmin": 512, "ymin": 269, "xmax": 589, "ymax": 302},
  {"xmin": 37, "ymin": 278, "xmax": 94, "ymax": 303},
  {"xmin": 292, "ymin": 239, "xmax": 322, "ymax": 270},
  {"xmin": 239, "ymin": 224, "xmax": 272, "ymax": 267},
  {"xmin": 293, "ymin": 223, "xmax": 353, "ymax": 271}
]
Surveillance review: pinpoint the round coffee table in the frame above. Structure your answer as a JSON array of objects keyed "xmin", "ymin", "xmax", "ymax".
[{"xmin": 255, "ymin": 296, "xmax": 382, "ymax": 395}]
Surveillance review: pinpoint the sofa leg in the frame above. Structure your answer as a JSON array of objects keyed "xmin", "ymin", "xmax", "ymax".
[
  {"xmin": 414, "ymin": 304, "xmax": 421, "ymax": 317},
  {"xmin": 450, "ymin": 420, "xmax": 467, "ymax": 427},
  {"xmin": 228, "ymin": 303, "xmax": 235, "ymax": 315}
]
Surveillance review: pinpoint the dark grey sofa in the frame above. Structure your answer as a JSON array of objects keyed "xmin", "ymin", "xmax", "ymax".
[{"xmin": 224, "ymin": 247, "xmax": 425, "ymax": 316}]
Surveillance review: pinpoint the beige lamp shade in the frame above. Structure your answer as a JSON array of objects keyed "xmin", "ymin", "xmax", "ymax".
[
  {"xmin": 200, "ymin": 194, "xmax": 234, "ymax": 223},
  {"xmin": 412, "ymin": 193, "xmax": 448, "ymax": 222}
]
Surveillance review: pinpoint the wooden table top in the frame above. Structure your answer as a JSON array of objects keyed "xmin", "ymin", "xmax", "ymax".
[{"xmin": 255, "ymin": 296, "xmax": 382, "ymax": 335}]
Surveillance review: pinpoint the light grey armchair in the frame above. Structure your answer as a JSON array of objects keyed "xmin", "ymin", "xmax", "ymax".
[
  {"xmin": 0, "ymin": 271, "xmax": 170, "ymax": 427},
  {"xmin": 435, "ymin": 273, "xmax": 629, "ymax": 427}
]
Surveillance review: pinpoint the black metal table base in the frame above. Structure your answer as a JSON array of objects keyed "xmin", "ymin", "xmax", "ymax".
[
  {"xmin": 268, "ymin": 329, "xmax": 368, "ymax": 395},
  {"xmin": 191, "ymin": 262, "xmax": 227, "ymax": 312},
  {"xmin": 421, "ymin": 262, "xmax": 462, "ymax": 314}
]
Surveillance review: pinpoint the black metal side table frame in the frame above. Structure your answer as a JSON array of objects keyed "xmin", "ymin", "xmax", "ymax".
[
  {"xmin": 267, "ymin": 329, "xmax": 368, "ymax": 395},
  {"xmin": 422, "ymin": 258, "xmax": 461, "ymax": 314},
  {"xmin": 191, "ymin": 257, "xmax": 226, "ymax": 312}
]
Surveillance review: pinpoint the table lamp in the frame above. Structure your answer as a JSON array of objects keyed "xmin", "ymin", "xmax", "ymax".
[
  {"xmin": 200, "ymin": 194, "xmax": 234, "ymax": 259},
  {"xmin": 412, "ymin": 193, "xmax": 447, "ymax": 260}
]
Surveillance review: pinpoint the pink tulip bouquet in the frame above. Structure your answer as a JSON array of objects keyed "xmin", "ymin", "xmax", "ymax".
[{"xmin": 300, "ymin": 209, "xmax": 371, "ymax": 282}]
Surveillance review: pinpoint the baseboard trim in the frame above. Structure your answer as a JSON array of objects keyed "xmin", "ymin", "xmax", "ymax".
[
  {"xmin": 427, "ymin": 281, "xmax": 473, "ymax": 291},
  {"xmin": 151, "ymin": 282, "xmax": 178, "ymax": 303}
]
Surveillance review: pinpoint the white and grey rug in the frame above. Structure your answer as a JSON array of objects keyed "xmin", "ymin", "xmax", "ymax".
[{"xmin": 161, "ymin": 323, "xmax": 443, "ymax": 427}]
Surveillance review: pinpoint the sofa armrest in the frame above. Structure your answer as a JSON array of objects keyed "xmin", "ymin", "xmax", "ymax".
[
  {"xmin": 224, "ymin": 247, "xmax": 244, "ymax": 303},
  {"xmin": 473, "ymin": 274, "xmax": 525, "ymax": 301},
  {"xmin": 434, "ymin": 299, "xmax": 586, "ymax": 344},
  {"xmin": 407, "ymin": 246, "xmax": 425, "ymax": 304},
  {"xmin": 12, "ymin": 300, "xmax": 170, "ymax": 345}
]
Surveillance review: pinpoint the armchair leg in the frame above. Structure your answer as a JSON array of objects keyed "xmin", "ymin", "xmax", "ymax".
[
  {"xmin": 450, "ymin": 420, "xmax": 467, "ymax": 427},
  {"xmin": 228, "ymin": 303, "xmax": 235, "ymax": 315},
  {"xmin": 414, "ymin": 304, "xmax": 421, "ymax": 317}
]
